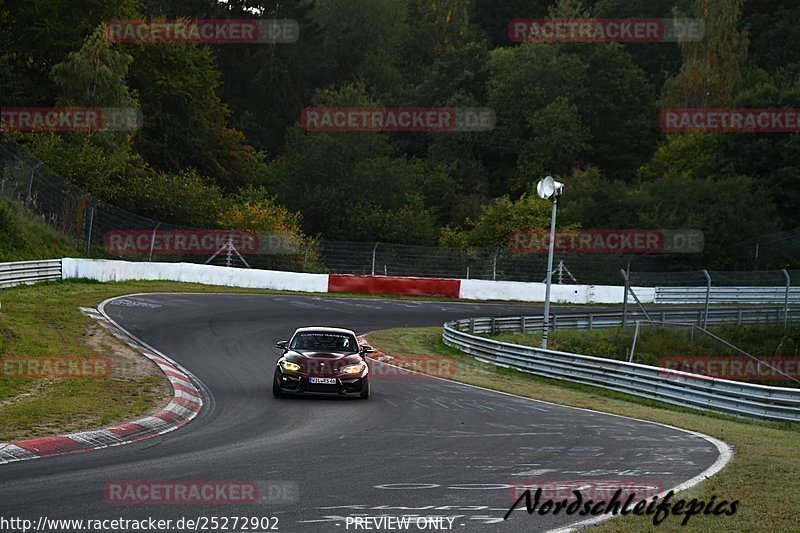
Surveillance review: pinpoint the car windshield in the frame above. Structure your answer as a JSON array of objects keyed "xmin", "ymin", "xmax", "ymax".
[{"xmin": 290, "ymin": 332, "xmax": 359, "ymax": 353}]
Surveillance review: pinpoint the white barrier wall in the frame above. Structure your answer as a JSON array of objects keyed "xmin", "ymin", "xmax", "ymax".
[
  {"xmin": 459, "ymin": 278, "xmax": 656, "ymax": 304},
  {"xmin": 61, "ymin": 258, "xmax": 654, "ymax": 304},
  {"xmin": 61, "ymin": 259, "xmax": 329, "ymax": 293}
]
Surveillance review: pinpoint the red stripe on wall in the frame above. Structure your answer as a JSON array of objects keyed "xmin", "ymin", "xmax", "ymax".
[{"xmin": 328, "ymin": 275, "xmax": 461, "ymax": 298}]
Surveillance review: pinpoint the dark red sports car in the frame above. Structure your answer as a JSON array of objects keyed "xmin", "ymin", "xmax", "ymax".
[{"xmin": 272, "ymin": 327, "xmax": 372, "ymax": 399}]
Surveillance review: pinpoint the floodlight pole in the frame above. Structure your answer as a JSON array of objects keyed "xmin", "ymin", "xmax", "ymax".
[{"xmin": 541, "ymin": 195, "xmax": 559, "ymax": 349}]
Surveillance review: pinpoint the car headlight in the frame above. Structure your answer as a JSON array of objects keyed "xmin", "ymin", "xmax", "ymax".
[
  {"xmin": 280, "ymin": 360, "xmax": 301, "ymax": 373},
  {"xmin": 339, "ymin": 363, "xmax": 366, "ymax": 375}
]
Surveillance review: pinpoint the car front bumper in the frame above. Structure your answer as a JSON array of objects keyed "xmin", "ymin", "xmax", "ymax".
[{"xmin": 276, "ymin": 371, "xmax": 368, "ymax": 396}]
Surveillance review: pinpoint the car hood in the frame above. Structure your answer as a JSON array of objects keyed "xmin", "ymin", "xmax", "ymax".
[{"xmin": 286, "ymin": 350, "xmax": 360, "ymax": 360}]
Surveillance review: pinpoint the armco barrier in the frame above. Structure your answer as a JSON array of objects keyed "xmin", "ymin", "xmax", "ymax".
[
  {"xmin": 0, "ymin": 259, "xmax": 62, "ymax": 288},
  {"xmin": 443, "ymin": 316, "xmax": 800, "ymax": 422},
  {"xmin": 455, "ymin": 307, "xmax": 800, "ymax": 334},
  {"xmin": 328, "ymin": 274, "xmax": 461, "ymax": 298},
  {"xmin": 656, "ymin": 286, "xmax": 800, "ymax": 305}
]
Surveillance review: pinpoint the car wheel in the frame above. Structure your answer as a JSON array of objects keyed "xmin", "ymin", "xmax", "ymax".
[
  {"xmin": 272, "ymin": 370, "xmax": 283, "ymax": 398},
  {"xmin": 359, "ymin": 377, "xmax": 370, "ymax": 399}
]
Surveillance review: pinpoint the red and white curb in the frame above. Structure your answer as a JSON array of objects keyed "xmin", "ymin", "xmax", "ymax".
[
  {"xmin": 0, "ymin": 306, "xmax": 203, "ymax": 465},
  {"xmin": 357, "ymin": 335, "xmax": 393, "ymax": 365}
]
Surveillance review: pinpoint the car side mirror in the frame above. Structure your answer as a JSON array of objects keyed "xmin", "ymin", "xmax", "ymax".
[
  {"xmin": 360, "ymin": 345, "xmax": 375, "ymax": 356},
  {"xmin": 276, "ymin": 340, "xmax": 288, "ymax": 351}
]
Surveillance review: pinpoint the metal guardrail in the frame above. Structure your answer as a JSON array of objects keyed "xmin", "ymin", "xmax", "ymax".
[
  {"xmin": 443, "ymin": 308, "xmax": 800, "ymax": 422},
  {"xmin": 0, "ymin": 259, "xmax": 62, "ymax": 288},
  {"xmin": 453, "ymin": 307, "xmax": 800, "ymax": 335},
  {"xmin": 655, "ymin": 286, "xmax": 800, "ymax": 305}
]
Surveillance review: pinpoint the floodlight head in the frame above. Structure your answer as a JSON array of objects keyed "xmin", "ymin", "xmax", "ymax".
[{"xmin": 536, "ymin": 176, "xmax": 564, "ymax": 200}]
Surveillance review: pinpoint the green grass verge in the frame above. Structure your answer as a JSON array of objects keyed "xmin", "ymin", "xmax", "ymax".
[
  {"xmin": 366, "ymin": 327, "xmax": 800, "ymax": 533},
  {"xmin": 0, "ymin": 197, "xmax": 82, "ymax": 261}
]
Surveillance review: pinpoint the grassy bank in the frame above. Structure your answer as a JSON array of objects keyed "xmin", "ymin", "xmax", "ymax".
[
  {"xmin": 366, "ymin": 327, "xmax": 800, "ymax": 532},
  {"xmin": 0, "ymin": 197, "xmax": 82, "ymax": 262}
]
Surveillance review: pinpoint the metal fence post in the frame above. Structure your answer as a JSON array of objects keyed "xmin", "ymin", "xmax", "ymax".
[
  {"xmin": 371, "ymin": 242, "xmax": 379, "ymax": 276},
  {"xmin": 628, "ymin": 321, "xmax": 641, "ymax": 362},
  {"xmin": 148, "ymin": 222, "xmax": 161, "ymax": 262},
  {"xmin": 702, "ymin": 270, "xmax": 711, "ymax": 329},
  {"xmin": 520, "ymin": 316, "xmax": 526, "ymax": 332},
  {"xmin": 492, "ymin": 247, "xmax": 499, "ymax": 281},
  {"xmin": 85, "ymin": 205, "xmax": 94, "ymax": 257},
  {"xmin": 620, "ymin": 269, "xmax": 630, "ymax": 327},
  {"xmin": 783, "ymin": 269, "xmax": 791, "ymax": 331},
  {"xmin": 27, "ymin": 161, "xmax": 42, "ymax": 201},
  {"xmin": 302, "ymin": 242, "xmax": 310, "ymax": 271}
]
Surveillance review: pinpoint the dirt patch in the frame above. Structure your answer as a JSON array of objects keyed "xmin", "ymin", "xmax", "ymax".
[{"xmin": 83, "ymin": 323, "xmax": 173, "ymax": 414}]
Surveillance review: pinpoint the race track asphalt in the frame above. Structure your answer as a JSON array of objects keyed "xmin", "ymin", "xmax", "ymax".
[{"xmin": 0, "ymin": 294, "xmax": 727, "ymax": 533}]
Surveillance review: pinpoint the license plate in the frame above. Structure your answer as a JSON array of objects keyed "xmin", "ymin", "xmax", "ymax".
[{"xmin": 309, "ymin": 377, "xmax": 337, "ymax": 384}]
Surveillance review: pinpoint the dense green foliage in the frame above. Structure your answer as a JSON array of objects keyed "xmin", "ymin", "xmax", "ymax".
[{"xmin": 2, "ymin": 0, "xmax": 799, "ymax": 267}]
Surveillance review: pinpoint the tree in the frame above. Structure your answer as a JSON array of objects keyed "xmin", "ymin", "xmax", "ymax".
[
  {"xmin": 50, "ymin": 28, "xmax": 137, "ymax": 108},
  {"xmin": 484, "ymin": 43, "xmax": 588, "ymax": 194},
  {"xmin": 592, "ymin": 0, "xmax": 692, "ymax": 88},
  {"xmin": 638, "ymin": 132, "xmax": 733, "ymax": 182},
  {"xmin": 567, "ymin": 43, "xmax": 661, "ymax": 181},
  {"xmin": 723, "ymin": 76, "xmax": 800, "ymax": 229},
  {"xmin": 470, "ymin": 0, "xmax": 551, "ymax": 48},
  {"xmin": 126, "ymin": 41, "xmax": 259, "ymax": 189},
  {"xmin": 0, "ymin": 0, "xmax": 139, "ymax": 105},
  {"xmin": 440, "ymin": 193, "xmax": 557, "ymax": 249},
  {"xmin": 663, "ymin": 0, "xmax": 749, "ymax": 107},
  {"xmin": 16, "ymin": 28, "xmax": 141, "ymax": 199},
  {"xmin": 310, "ymin": 0, "xmax": 410, "ymax": 100},
  {"xmin": 112, "ymin": 168, "xmax": 229, "ymax": 228},
  {"xmin": 213, "ymin": 0, "xmax": 324, "ymax": 154},
  {"xmin": 403, "ymin": 0, "xmax": 475, "ymax": 82},
  {"xmin": 634, "ymin": 173, "xmax": 777, "ymax": 267},
  {"xmin": 742, "ymin": 0, "xmax": 800, "ymax": 76},
  {"xmin": 266, "ymin": 84, "xmax": 451, "ymax": 244},
  {"xmin": 558, "ymin": 167, "xmax": 636, "ymax": 229}
]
